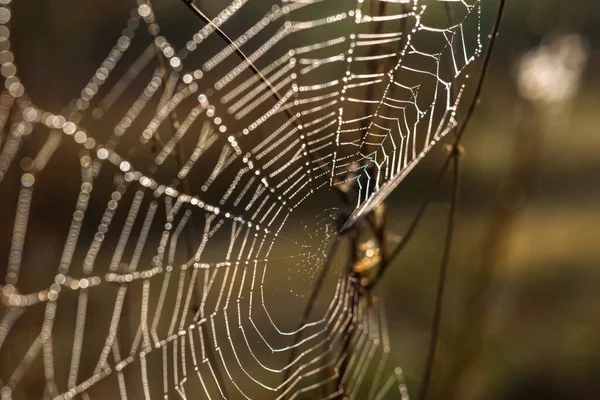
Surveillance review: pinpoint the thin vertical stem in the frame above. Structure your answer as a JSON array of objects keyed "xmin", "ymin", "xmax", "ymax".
[
  {"xmin": 368, "ymin": 152, "xmax": 454, "ymax": 290},
  {"xmin": 370, "ymin": 0, "xmax": 507, "ymax": 286},
  {"xmin": 418, "ymin": 150, "xmax": 461, "ymax": 400},
  {"xmin": 180, "ymin": 0, "xmax": 327, "ymax": 169}
]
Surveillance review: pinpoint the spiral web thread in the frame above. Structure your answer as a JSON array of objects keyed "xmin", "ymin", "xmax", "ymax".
[{"xmin": 0, "ymin": 0, "xmax": 490, "ymax": 398}]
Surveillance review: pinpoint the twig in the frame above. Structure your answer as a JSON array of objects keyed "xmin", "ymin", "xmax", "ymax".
[
  {"xmin": 367, "ymin": 152, "xmax": 453, "ymax": 290},
  {"xmin": 180, "ymin": 0, "xmax": 327, "ymax": 169},
  {"xmin": 441, "ymin": 76, "xmax": 544, "ymax": 400},
  {"xmin": 418, "ymin": 150, "xmax": 461, "ymax": 400},
  {"xmin": 181, "ymin": 0, "xmax": 286, "ymax": 110},
  {"xmin": 370, "ymin": 0, "xmax": 507, "ymax": 286}
]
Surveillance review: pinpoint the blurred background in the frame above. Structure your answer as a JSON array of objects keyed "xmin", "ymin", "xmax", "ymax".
[
  {"xmin": 379, "ymin": 1, "xmax": 600, "ymax": 399},
  {"xmin": 1, "ymin": 0, "xmax": 600, "ymax": 399}
]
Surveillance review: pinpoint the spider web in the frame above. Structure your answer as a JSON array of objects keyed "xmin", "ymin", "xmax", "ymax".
[{"xmin": 0, "ymin": 0, "xmax": 493, "ymax": 398}]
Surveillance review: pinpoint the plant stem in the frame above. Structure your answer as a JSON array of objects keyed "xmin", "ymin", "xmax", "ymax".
[{"xmin": 418, "ymin": 150, "xmax": 461, "ymax": 400}]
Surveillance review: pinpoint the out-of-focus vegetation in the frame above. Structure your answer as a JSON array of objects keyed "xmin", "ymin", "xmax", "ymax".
[{"xmin": 379, "ymin": 1, "xmax": 600, "ymax": 399}]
